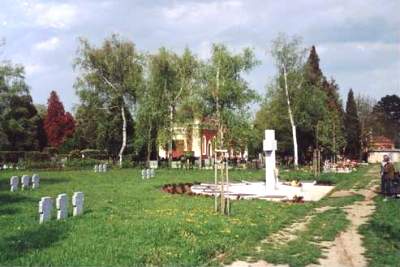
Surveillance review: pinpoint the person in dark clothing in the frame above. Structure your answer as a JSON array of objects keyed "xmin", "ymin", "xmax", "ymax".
[{"xmin": 381, "ymin": 155, "xmax": 396, "ymax": 201}]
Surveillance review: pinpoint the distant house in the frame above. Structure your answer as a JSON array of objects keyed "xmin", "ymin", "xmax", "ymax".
[
  {"xmin": 158, "ymin": 118, "xmax": 247, "ymax": 161},
  {"xmin": 368, "ymin": 135, "xmax": 400, "ymax": 163},
  {"xmin": 158, "ymin": 118, "xmax": 217, "ymax": 160}
]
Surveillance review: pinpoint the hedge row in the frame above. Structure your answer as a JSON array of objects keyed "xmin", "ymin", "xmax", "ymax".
[{"xmin": 0, "ymin": 151, "xmax": 51, "ymax": 163}]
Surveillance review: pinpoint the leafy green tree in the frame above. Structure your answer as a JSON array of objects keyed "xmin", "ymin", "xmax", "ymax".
[
  {"xmin": 344, "ymin": 89, "xmax": 361, "ymax": 158},
  {"xmin": 356, "ymin": 94, "xmax": 376, "ymax": 160},
  {"xmin": 0, "ymin": 61, "xmax": 43, "ymax": 151},
  {"xmin": 74, "ymin": 34, "xmax": 144, "ymax": 166},
  {"xmin": 372, "ymin": 94, "xmax": 400, "ymax": 147},
  {"xmin": 200, "ymin": 44, "xmax": 258, "ymax": 151}
]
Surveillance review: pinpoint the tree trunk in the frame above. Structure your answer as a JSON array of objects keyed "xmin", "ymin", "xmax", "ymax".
[
  {"xmin": 283, "ymin": 65, "xmax": 298, "ymax": 168},
  {"xmin": 146, "ymin": 124, "xmax": 152, "ymax": 166},
  {"xmin": 118, "ymin": 105, "xmax": 127, "ymax": 167},
  {"xmin": 168, "ymin": 105, "xmax": 173, "ymax": 168},
  {"xmin": 216, "ymin": 65, "xmax": 222, "ymax": 148}
]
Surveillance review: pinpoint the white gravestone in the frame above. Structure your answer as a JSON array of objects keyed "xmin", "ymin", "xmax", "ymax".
[
  {"xmin": 39, "ymin": 197, "xmax": 53, "ymax": 223},
  {"xmin": 56, "ymin": 193, "xmax": 68, "ymax": 220},
  {"xmin": 146, "ymin": 169, "xmax": 151, "ymax": 179},
  {"xmin": 149, "ymin": 160, "xmax": 158, "ymax": 169},
  {"xmin": 150, "ymin": 168, "xmax": 155, "ymax": 178},
  {"xmin": 94, "ymin": 165, "xmax": 99, "ymax": 172},
  {"xmin": 141, "ymin": 169, "xmax": 146, "ymax": 179},
  {"xmin": 263, "ymin": 130, "xmax": 278, "ymax": 191},
  {"xmin": 72, "ymin": 192, "xmax": 84, "ymax": 216},
  {"xmin": 32, "ymin": 174, "xmax": 40, "ymax": 189},
  {"xmin": 102, "ymin": 164, "xmax": 107, "ymax": 172},
  {"xmin": 10, "ymin": 176, "xmax": 19, "ymax": 192},
  {"xmin": 21, "ymin": 175, "xmax": 30, "ymax": 190}
]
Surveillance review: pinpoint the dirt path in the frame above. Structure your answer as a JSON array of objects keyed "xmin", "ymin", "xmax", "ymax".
[
  {"xmin": 307, "ymin": 168, "xmax": 378, "ymax": 267},
  {"xmin": 227, "ymin": 167, "xmax": 379, "ymax": 267}
]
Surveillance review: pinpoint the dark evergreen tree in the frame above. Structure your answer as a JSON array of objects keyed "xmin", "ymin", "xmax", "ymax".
[
  {"xmin": 344, "ymin": 89, "xmax": 361, "ymax": 158},
  {"xmin": 305, "ymin": 45, "xmax": 324, "ymax": 85},
  {"xmin": 372, "ymin": 94, "xmax": 400, "ymax": 147}
]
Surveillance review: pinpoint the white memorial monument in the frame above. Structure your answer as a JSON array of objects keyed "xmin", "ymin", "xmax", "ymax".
[
  {"xmin": 10, "ymin": 176, "xmax": 19, "ymax": 192},
  {"xmin": 146, "ymin": 169, "xmax": 151, "ymax": 179},
  {"xmin": 72, "ymin": 192, "xmax": 84, "ymax": 216},
  {"xmin": 141, "ymin": 169, "xmax": 146, "ymax": 179},
  {"xmin": 21, "ymin": 175, "xmax": 30, "ymax": 190},
  {"xmin": 150, "ymin": 168, "xmax": 155, "ymax": 178},
  {"xmin": 32, "ymin": 174, "xmax": 40, "ymax": 189},
  {"xmin": 263, "ymin": 130, "xmax": 278, "ymax": 191},
  {"xmin": 39, "ymin": 197, "xmax": 53, "ymax": 223},
  {"xmin": 56, "ymin": 193, "xmax": 68, "ymax": 220}
]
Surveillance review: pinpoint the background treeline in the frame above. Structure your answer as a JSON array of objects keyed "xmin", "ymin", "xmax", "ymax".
[{"xmin": 0, "ymin": 34, "xmax": 399, "ymax": 167}]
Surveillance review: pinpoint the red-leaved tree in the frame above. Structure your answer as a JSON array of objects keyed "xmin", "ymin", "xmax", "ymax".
[{"xmin": 44, "ymin": 91, "xmax": 75, "ymax": 148}]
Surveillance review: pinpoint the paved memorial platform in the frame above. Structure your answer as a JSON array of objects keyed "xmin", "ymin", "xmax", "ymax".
[
  {"xmin": 192, "ymin": 129, "xmax": 334, "ymax": 202},
  {"xmin": 191, "ymin": 181, "xmax": 334, "ymax": 201}
]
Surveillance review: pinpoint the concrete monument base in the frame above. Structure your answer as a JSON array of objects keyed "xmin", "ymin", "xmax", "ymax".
[{"xmin": 191, "ymin": 181, "xmax": 334, "ymax": 202}]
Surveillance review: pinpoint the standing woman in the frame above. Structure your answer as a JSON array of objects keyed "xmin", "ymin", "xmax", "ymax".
[{"xmin": 382, "ymin": 155, "xmax": 395, "ymax": 201}]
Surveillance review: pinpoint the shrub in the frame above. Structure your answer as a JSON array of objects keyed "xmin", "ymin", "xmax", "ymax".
[
  {"xmin": 69, "ymin": 149, "xmax": 81, "ymax": 159},
  {"xmin": 81, "ymin": 149, "xmax": 108, "ymax": 160},
  {"xmin": 24, "ymin": 151, "xmax": 51, "ymax": 162},
  {"xmin": 64, "ymin": 158, "xmax": 104, "ymax": 169},
  {"xmin": 44, "ymin": 147, "xmax": 58, "ymax": 156},
  {"xmin": 0, "ymin": 151, "xmax": 24, "ymax": 163}
]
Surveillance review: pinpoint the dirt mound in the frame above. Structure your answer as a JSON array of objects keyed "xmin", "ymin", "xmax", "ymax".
[{"xmin": 161, "ymin": 182, "xmax": 200, "ymax": 195}]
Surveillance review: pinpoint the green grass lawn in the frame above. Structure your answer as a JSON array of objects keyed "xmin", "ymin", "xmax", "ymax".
[
  {"xmin": 0, "ymin": 165, "xmax": 381, "ymax": 266},
  {"xmin": 0, "ymin": 168, "xmax": 313, "ymax": 266},
  {"xmin": 360, "ymin": 162, "xmax": 400, "ymax": 267}
]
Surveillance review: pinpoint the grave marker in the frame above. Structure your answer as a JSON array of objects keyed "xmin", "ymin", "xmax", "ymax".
[
  {"xmin": 146, "ymin": 169, "xmax": 151, "ymax": 179},
  {"xmin": 32, "ymin": 174, "xmax": 40, "ymax": 189},
  {"xmin": 72, "ymin": 192, "xmax": 84, "ymax": 216},
  {"xmin": 39, "ymin": 197, "xmax": 52, "ymax": 223},
  {"xmin": 10, "ymin": 176, "xmax": 19, "ymax": 192},
  {"xmin": 21, "ymin": 175, "xmax": 30, "ymax": 190},
  {"xmin": 56, "ymin": 193, "xmax": 68, "ymax": 220}
]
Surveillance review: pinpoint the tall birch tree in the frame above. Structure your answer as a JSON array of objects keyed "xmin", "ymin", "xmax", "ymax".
[
  {"xmin": 270, "ymin": 34, "xmax": 306, "ymax": 168},
  {"xmin": 74, "ymin": 35, "xmax": 144, "ymax": 166}
]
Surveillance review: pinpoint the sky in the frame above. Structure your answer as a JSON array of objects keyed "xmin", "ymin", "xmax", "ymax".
[{"xmin": 0, "ymin": 0, "xmax": 399, "ymax": 112}]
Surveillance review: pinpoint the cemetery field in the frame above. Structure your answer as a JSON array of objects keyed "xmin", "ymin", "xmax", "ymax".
[{"xmin": 0, "ymin": 166, "xmax": 377, "ymax": 266}]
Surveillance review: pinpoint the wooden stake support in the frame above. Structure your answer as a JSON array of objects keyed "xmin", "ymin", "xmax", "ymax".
[{"xmin": 214, "ymin": 149, "xmax": 230, "ymax": 215}]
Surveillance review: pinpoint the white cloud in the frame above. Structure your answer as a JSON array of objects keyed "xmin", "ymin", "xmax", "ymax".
[
  {"xmin": 23, "ymin": 1, "xmax": 78, "ymax": 29},
  {"xmin": 24, "ymin": 63, "xmax": 45, "ymax": 75},
  {"xmin": 162, "ymin": 0, "xmax": 246, "ymax": 27},
  {"xmin": 34, "ymin": 37, "xmax": 60, "ymax": 51}
]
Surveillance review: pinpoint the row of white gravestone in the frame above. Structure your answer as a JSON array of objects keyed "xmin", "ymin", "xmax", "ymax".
[
  {"xmin": 39, "ymin": 192, "xmax": 84, "ymax": 223},
  {"xmin": 141, "ymin": 169, "xmax": 155, "ymax": 179},
  {"xmin": 10, "ymin": 174, "xmax": 40, "ymax": 192},
  {"xmin": 94, "ymin": 164, "xmax": 108, "ymax": 173},
  {"xmin": 2, "ymin": 164, "xmax": 19, "ymax": 170}
]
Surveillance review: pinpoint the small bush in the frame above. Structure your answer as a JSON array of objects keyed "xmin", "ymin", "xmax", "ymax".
[
  {"xmin": 68, "ymin": 149, "xmax": 81, "ymax": 159},
  {"xmin": 81, "ymin": 149, "xmax": 108, "ymax": 160},
  {"xmin": 64, "ymin": 158, "xmax": 104, "ymax": 169},
  {"xmin": 24, "ymin": 151, "xmax": 51, "ymax": 162},
  {"xmin": 0, "ymin": 151, "xmax": 24, "ymax": 163}
]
